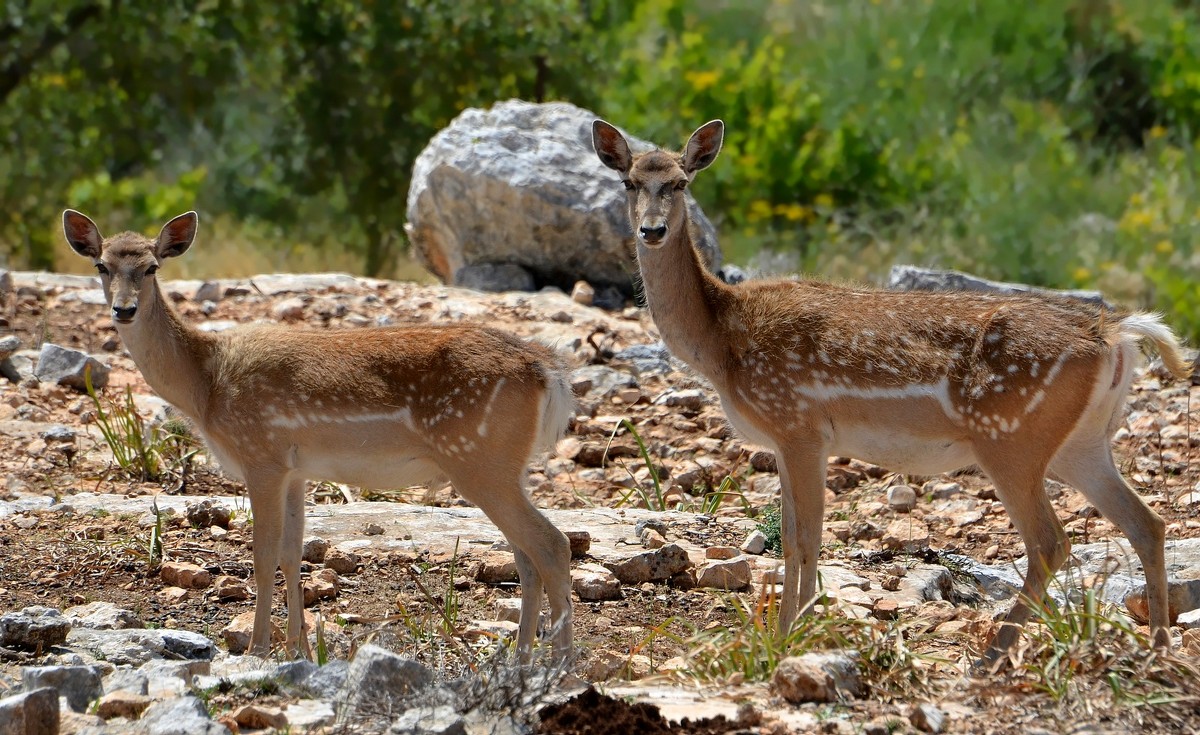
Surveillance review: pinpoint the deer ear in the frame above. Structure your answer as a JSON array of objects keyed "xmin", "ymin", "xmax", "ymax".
[
  {"xmin": 63, "ymin": 210, "xmax": 103, "ymax": 258},
  {"xmin": 683, "ymin": 120, "xmax": 724, "ymax": 175},
  {"xmin": 592, "ymin": 120, "xmax": 633, "ymax": 174},
  {"xmin": 156, "ymin": 211, "xmax": 198, "ymax": 259}
]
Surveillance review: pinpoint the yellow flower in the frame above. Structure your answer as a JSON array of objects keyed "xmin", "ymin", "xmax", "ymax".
[
  {"xmin": 1129, "ymin": 192, "xmax": 1145, "ymax": 207},
  {"xmin": 1155, "ymin": 240, "xmax": 1174, "ymax": 255},
  {"xmin": 913, "ymin": 64, "xmax": 925, "ymax": 80},
  {"xmin": 775, "ymin": 203, "xmax": 811, "ymax": 222},
  {"xmin": 685, "ymin": 70, "xmax": 720, "ymax": 92},
  {"xmin": 814, "ymin": 193, "xmax": 834, "ymax": 209},
  {"xmin": 747, "ymin": 200, "xmax": 773, "ymax": 223},
  {"xmin": 888, "ymin": 56, "xmax": 903, "ymax": 70},
  {"xmin": 1148, "ymin": 125, "xmax": 1168, "ymax": 140},
  {"xmin": 1073, "ymin": 267, "xmax": 1091, "ymax": 282}
]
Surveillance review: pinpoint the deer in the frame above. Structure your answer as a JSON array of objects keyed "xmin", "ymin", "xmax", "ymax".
[
  {"xmin": 62, "ymin": 209, "xmax": 575, "ymax": 662},
  {"xmin": 591, "ymin": 119, "xmax": 1192, "ymax": 665}
]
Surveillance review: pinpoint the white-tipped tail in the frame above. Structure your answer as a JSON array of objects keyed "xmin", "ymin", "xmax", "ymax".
[
  {"xmin": 532, "ymin": 368, "xmax": 575, "ymax": 457},
  {"xmin": 1119, "ymin": 312, "xmax": 1192, "ymax": 380}
]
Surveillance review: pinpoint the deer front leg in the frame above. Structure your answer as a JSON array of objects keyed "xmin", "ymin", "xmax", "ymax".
[
  {"xmin": 280, "ymin": 478, "xmax": 311, "ymax": 659},
  {"xmin": 246, "ymin": 468, "xmax": 288, "ymax": 657},
  {"xmin": 776, "ymin": 442, "xmax": 829, "ymax": 633}
]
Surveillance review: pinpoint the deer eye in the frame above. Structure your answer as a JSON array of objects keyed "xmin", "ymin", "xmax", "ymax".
[
  {"xmin": 95, "ymin": 263, "xmax": 110, "ymax": 276},
  {"xmin": 622, "ymin": 180, "xmax": 635, "ymax": 191},
  {"xmin": 145, "ymin": 265, "xmax": 159, "ymax": 277},
  {"xmin": 675, "ymin": 180, "xmax": 688, "ymax": 191}
]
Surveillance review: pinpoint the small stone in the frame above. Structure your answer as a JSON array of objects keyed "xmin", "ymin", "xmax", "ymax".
[
  {"xmin": 749, "ymin": 450, "xmax": 777, "ymax": 473},
  {"xmin": 772, "ymin": 653, "xmax": 861, "ymax": 703},
  {"xmin": 213, "ymin": 575, "xmax": 252, "ymax": 601},
  {"xmin": 565, "ymin": 530, "xmax": 591, "ymax": 558},
  {"xmin": 475, "ymin": 551, "xmax": 519, "ymax": 584},
  {"xmin": 388, "ymin": 704, "xmax": 465, "ymax": 735},
  {"xmin": 232, "ymin": 703, "xmax": 288, "ymax": 730},
  {"xmin": 614, "ymin": 387, "xmax": 642, "ymax": 405},
  {"xmin": 194, "ymin": 280, "xmax": 223, "ymax": 303},
  {"xmin": 1177, "ymin": 609, "xmax": 1200, "ymax": 629},
  {"xmin": 23, "ymin": 665, "xmax": 103, "ymax": 712},
  {"xmin": 910, "ymin": 703, "xmax": 946, "ymax": 733},
  {"xmin": 570, "ymin": 281, "xmax": 595, "ymax": 306},
  {"xmin": 696, "ymin": 557, "xmax": 753, "ymax": 591},
  {"xmin": 571, "ymin": 563, "xmax": 623, "ymax": 602},
  {"xmin": 602, "ymin": 543, "xmax": 692, "ymax": 585},
  {"xmin": 302, "ymin": 536, "xmax": 330, "ymax": 563},
  {"xmin": 272, "ymin": 297, "xmax": 307, "ymax": 322},
  {"xmin": 96, "ymin": 690, "xmax": 153, "ymax": 720},
  {"xmin": 983, "ymin": 544, "xmax": 1000, "ymax": 560},
  {"xmin": 873, "ymin": 599, "xmax": 900, "ymax": 620},
  {"xmin": 705, "ymin": 545, "xmax": 739, "ymax": 560},
  {"xmin": 160, "ymin": 562, "xmax": 212, "ymax": 589},
  {"xmin": 494, "ymin": 598, "xmax": 523, "ymax": 624},
  {"xmin": 323, "ymin": 547, "xmax": 360, "ymax": 575},
  {"xmin": 41, "ymin": 425, "xmax": 76, "ymax": 442},
  {"xmin": 304, "ymin": 568, "xmax": 340, "ymax": 605},
  {"xmin": 0, "ymin": 688, "xmax": 58, "ymax": 735},
  {"xmin": 158, "ymin": 586, "xmax": 189, "ymax": 604},
  {"xmin": 640, "ymin": 529, "xmax": 667, "ymax": 549},
  {"xmin": 363, "ymin": 522, "xmax": 385, "ymax": 536},
  {"xmin": 0, "ymin": 606, "xmax": 71, "ymax": 650},
  {"xmin": 881, "ymin": 519, "xmax": 930, "ymax": 551},
  {"xmin": 887, "ymin": 485, "xmax": 918, "ymax": 512},
  {"xmin": 740, "ymin": 530, "xmax": 768, "ymax": 555},
  {"xmin": 33, "ymin": 343, "xmax": 110, "ymax": 390},
  {"xmin": 185, "ymin": 499, "xmax": 232, "ymax": 530},
  {"xmin": 63, "ymin": 601, "xmax": 142, "ymax": 630}
]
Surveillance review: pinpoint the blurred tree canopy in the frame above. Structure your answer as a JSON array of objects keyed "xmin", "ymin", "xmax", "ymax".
[{"xmin": 2, "ymin": 0, "xmax": 1198, "ymax": 338}]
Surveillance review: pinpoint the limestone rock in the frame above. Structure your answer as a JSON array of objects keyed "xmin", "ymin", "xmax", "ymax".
[
  {"xmin": 886, "ymin": 485, "xmax": 917, "ymax": 513},
  {"xmin": 910, "ymin": 703, "xmax": 946, "ymax": 733},
  {"xmin": 339, "ymin": 644, "xmax": 434, "ymax": 712},
  {"xmin": 882, "ymin": 519, "xmax": 931, "ymax": 551},
  {"xmin": 22, "ymin": 665, "xmax": 103, "ymax": 712},
  {"xmin": 772, "ymin": 653, "xmax": 862, "ymax": 703},
  {"xmin": 0, "ymin": 606, "xmax": 71, "ymax": 651},
  {"xmin": 406, "ymin": 99, "xmax": 721, "ymax": 296},
  {"xmin": 159, "ymin": 562, "xmax": 212, "ymax": 589},
  {"xmin": 96, "ymin": 689, "xmax": 153, "ymax": 720},
  {"xmin": 601, "ymin": 543, "xmax": 692, "ymax": 585},
  {"xmin": 64, "ymin": 601, "xmax": 143, "ymax": 630},
  {"xmin": 571, "ymin": 563, "xmax": 623, "ymax": 602},
  {"xmin": 0, "ymin": 334, "xmax": 21, "ymax": 362},
  {"xmin": 137, "ymin": 696, "xmax": 231, "ymax": 735},
  {"xmin": 888, "ymin": 265, "xmax": 1107, "ymax": 306},
  {"xmin": 696, "ymin": 557, "xmax": 753, "ymax": 591},
  {"xmin": 33, "ymin": 343, "xmax": 109, "ymax": 390},
  {"xmin": 0, "ymin": 688, "xmax": 58, "ymax": 735}
]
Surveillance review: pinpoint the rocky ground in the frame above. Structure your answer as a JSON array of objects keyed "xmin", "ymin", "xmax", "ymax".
[{"xmin": 1, "ymin": 269, "xmax": 1199, "ymax": 734}]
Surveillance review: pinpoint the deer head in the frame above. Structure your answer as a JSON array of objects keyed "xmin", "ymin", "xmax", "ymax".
[
  {"xmin": 63, "ymin": 210, "xmax": 198, "ymax": 324},
  {"xmin": 592, "ymin": 119, "xmax": 723, "ymax": 247}
]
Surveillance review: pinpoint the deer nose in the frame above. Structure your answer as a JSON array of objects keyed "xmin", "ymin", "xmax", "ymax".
[
  {"xmin": 639, "ymin": 224, "xmax": 668, "ymax": 242},
  {"xmin": 112, "ymin": 304, "xmax": 137, "ymax": 322}
]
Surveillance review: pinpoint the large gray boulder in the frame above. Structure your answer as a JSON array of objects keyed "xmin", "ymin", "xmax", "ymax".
[
  {"xmin": 888, "ymin": 265, "xmax": 1108, "ymax": 307},
  {"xmin": 406, "ymin": 99, "xmax": 722, "ymax": 296}
]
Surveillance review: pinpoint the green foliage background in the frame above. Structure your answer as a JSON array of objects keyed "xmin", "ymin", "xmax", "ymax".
[{"xmin": 2, "ymin": 0, "xmax": 1198, "ymax": 339}]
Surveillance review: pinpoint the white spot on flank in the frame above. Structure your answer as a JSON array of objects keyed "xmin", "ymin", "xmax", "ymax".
[
  {"xmin": 266, "ymin": 406, "xmax": 415, "ymax": 431},
  {"xmin": 475, "ymin": 378, "xmax": 506, "ymax": 437},
  {"xmin": 1025, "ymin": 389, "xmax": 1046, "ymax": 414}
]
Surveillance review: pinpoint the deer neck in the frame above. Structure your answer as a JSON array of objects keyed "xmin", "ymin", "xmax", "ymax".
[
  {"xmin": 114, "ymin": 281, "xmax": 217, "ymax": 422},
  {"xmin": 635, "ymin": 211, "xmax": 730, "ymax": 381}
]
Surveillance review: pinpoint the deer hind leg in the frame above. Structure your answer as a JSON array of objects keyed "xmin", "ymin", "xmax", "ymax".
[
  {"xmin": 512, "ymin": 547, "xmax": 544, "ymax": 655},
  {"xmin": 975, "ymin": 449, "xmax": 1068, "ymax": 665},
  {"xmin": 449, "ymin": 466, "xmax": 572, "ymax": 662},
  {"xmin": 279, "ymin": 478, "xmax": 311, "ymax": 659},
  {"xmin": 245, "ymin": 467, "xmax": 289, "ymax": 656},
  {"xmin": 775, "ymin": 441, "xmax": 829, "ymax": 633},
  {"xmin": 1050, "ymin": 438, "xmax": 1169, "ymax": 647}
]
